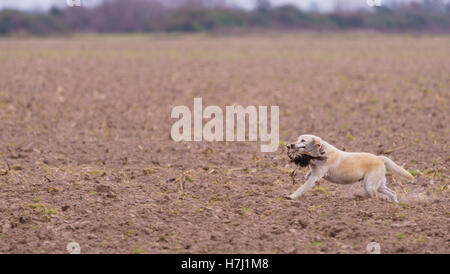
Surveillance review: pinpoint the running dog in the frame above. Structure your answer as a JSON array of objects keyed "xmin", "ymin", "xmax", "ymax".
[{"xmin": 285, "ymin": 134, "xmax": 414, "ymax": 203}]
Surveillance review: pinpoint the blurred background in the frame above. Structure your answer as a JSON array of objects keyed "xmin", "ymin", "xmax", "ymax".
[{"xmin": 1, "ymin": 0, "xmax": 450, "ymax": 35}]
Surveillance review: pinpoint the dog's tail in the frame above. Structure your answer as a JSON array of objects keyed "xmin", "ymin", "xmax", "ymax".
[{"xmin": 379, "ymin": 156, "xmax": 414, "ymax": 181}]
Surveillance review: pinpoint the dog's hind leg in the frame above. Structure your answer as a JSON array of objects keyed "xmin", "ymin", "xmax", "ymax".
[
  {"xmin": 377, "ymin": 177, "xmax": 398, "ymax": 203},
  {"xmin": 363, "ymin": 171, "xmax": 384, "ymax": 199}
]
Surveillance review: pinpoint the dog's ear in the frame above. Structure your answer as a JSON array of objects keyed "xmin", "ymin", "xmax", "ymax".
[
  {"xmin": 318, "ymin": 142, "xmax": 326, "ymax": 155},
  {"xmin": 319, "ymin": 145, "xmax": 325, "ymax": 155},
  {"xmin": 312, "ymin": 137, "xmax": 321, "ymax": 146},
  {"xmin": 312, "ymin": 137, "xmax": 322, "ymax": 149},
  {"xmin": 313, "ymin": 137, "xmax": 327, "ymax": 155},
  {"xmin": 305, "ymin": 137, "xmax": 325, "ymax": 156}
]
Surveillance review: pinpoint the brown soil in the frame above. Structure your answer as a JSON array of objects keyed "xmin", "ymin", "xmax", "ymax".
[{"xmin": 0, "ymin": 33, "xmax": 448, "ymax": 254}]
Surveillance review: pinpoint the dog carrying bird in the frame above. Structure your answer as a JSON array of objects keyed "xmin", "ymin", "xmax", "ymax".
[{"xmin": 286, "ymin": 134, "xmax": 414, "ymax": 203}]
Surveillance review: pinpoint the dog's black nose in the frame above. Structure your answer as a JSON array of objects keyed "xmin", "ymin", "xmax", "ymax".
[{"xmin": 288, "ymin": 144, "xmax": 295, "ymax": 149}]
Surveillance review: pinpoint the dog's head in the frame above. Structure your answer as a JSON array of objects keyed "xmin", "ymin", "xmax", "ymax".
[
  {"xmin": 286, "ymin": 135, "xmax": 327, "ymax": 166},
  {"xmin": 289, "ymin": 135, "xmax": 326, "ymax": 157}
]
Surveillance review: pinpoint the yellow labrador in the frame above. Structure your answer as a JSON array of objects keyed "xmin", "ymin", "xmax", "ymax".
[{"xmin": 285, "ymin": 134, "xmax": 414, "ymax": 203}]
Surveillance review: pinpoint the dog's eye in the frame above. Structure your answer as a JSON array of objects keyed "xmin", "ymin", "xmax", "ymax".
[{"xmin": 301, "ymin": 139, "xmax": 305, "ymax": 142}]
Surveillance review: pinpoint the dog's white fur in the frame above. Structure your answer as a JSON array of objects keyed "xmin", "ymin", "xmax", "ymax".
[{"xmin": 286, "ymin": 134, "xmax": 414, "ymax": 203}]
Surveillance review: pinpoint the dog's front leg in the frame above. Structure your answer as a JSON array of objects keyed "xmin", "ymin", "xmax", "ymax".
[
  {"xmin": 285, "ymin": 173, "xmax": 322, "ymax": 200},
  {"xmin": 305, "ymin": 168, "xmax": 312, "ymax": 180}
]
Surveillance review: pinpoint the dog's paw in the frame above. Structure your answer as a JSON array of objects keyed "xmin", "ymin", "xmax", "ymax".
[{"xmin": 283, "ymin": 194, "xmax": 294, "ymax": 200}]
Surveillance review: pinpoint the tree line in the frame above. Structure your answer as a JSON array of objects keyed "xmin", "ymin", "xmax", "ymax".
[{"xmin": 1, "ymin": 0, "xmax": 450, "ymax": 35}]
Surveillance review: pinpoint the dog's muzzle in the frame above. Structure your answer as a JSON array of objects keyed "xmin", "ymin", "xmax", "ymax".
[{"xmin": 287, "ymin": 143, "xmax": 305, "ymax": 150}]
